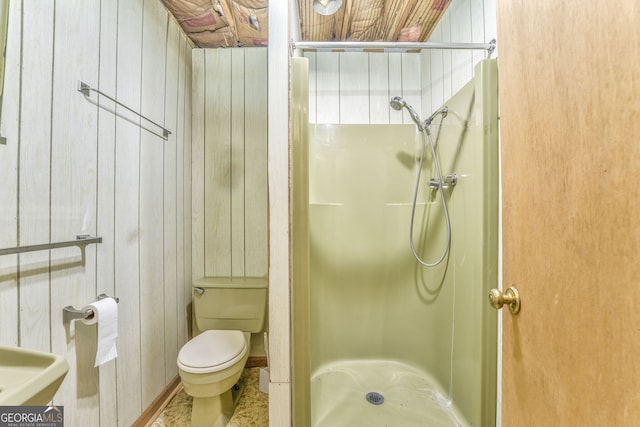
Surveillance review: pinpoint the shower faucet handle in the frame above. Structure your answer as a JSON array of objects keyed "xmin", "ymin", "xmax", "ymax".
[
  {"xmin": 489, "ymin": 286, "xmax": 521, "ymax": 314},
  {"xmin": 428, "ymin": 173, "xmax": 458, "ymax": 190},
  {"xmin": 443, "ymin": 173, "xmax": 457, "ymax": 187}
]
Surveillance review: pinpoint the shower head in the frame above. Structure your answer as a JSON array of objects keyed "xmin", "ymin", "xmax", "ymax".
[
  {"xmin": 390, "ymin": 96, "xmax": 405, "ymax": 111},
  {"xmin": 425, "ymin": 106, "xmax": 448, "ymax": 126},
  {"xmin": 389, "ymin": 96, "xmax": 424, "ymax": 130},
  {"xmin": 422, "ymin": 106, "xmax": 448, "ymax": 135}
]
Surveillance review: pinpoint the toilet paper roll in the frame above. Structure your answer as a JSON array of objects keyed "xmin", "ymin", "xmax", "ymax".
[{"xmin": 81, "ymin": 298, "xmax": 118, "ymax": 367}]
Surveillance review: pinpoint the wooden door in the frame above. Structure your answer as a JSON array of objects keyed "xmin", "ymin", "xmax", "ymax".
[{"xmin": 497, "ymin": 1, "xmax": 640, "ymax": 425}]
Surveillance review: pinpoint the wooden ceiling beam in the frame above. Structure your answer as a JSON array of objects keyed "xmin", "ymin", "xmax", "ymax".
[
  {"xmin": 217, "ymin": 0, "xmax": 239, "ymax": 45},
  {"xmin": 388, "ymin": 0, "xmax": 419, "ymax": 42},
  {"xmin": 301, "ymin": 0, "xmax": 338, "ymax": 41},
  {"xmin": 338, "ymin": 0, "xmax": 354, "ymax": 40},
  {"xmin": 417, "ymin": 0, "xmax": 450, "ymax": 41}
]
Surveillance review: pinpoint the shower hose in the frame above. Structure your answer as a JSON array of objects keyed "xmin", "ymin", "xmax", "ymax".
[{"xmin": 408, "ymin": 126, "xmax": 452, "ymax": 267}]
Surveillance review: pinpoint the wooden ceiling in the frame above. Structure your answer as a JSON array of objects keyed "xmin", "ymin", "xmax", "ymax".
[
  {"xmin": 162, "ymin": 0, "xmax": 451, "ymax": 48},
  {"xmin": 161, "ymin": 0, "xmax": 269, "ymax": 48},
  {"xmin": 298, "ymin": 0, "xmax": 451, "ymax": 42}
]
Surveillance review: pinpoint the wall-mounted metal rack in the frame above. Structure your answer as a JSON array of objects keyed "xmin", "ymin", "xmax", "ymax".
[
  {"xmin": 0, "ymin": 235, "xmax": 102, "ymax": 256},
  {"xmin": 77, "ymin": 80, "xmax": 171, "ymax": 140}
]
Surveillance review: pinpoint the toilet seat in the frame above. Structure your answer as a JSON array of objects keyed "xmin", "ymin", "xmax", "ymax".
[{"xmin": 178, "ymin": 330, "xmax": 247, "ymax": 374}]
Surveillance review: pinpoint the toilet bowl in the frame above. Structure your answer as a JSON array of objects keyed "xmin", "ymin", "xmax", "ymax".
[
  {"xmin": 178, "ymin": 330, "xmax": 250, "ymax": 427},
  {"xmin": 177, "ymin": 277, "xmax": 267, "ymax": 427}
]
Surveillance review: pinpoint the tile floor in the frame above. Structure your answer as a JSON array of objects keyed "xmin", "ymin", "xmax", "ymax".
[{"xmin": 151, "ymin": 368, "xmax": 268, "ymax": 426}]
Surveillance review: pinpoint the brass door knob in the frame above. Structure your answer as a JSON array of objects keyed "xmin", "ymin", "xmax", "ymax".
[{"xmin": 488, "ymin": 286, "xmax": 521, "ymax": 314}]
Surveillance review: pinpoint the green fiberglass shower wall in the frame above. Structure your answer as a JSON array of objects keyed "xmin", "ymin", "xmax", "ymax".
[{"xmin": 293, "ymin": 59, "xmax": 499, "ymax": 427}]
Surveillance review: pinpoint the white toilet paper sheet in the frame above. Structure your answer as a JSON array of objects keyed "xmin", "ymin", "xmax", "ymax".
[{"xmin": 81, "ymin": 298, "xmax": 118, "ymax": 366}]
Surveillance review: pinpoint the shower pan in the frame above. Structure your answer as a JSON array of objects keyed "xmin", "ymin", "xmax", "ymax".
[{"xmin": 291, "ymin": 59, "xmax": 500, "ymax": 427}]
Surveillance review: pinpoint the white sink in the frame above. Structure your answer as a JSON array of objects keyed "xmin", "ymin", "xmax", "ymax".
[{"xmin": 0, "ymin": 345, "xmax": 69, "ymax": 405}]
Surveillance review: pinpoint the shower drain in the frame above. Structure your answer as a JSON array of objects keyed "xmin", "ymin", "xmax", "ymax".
[{"xmin": 365, "ymin": 391, "xmax": 385, "ymax": 405}]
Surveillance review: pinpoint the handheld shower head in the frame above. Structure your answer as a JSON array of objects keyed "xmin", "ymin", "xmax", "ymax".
[
  {"xmin": 423, "ymin": 106, "xmax": 448, "ymax": 135},
  {"xmin": 389, "ymin": 96, "xmax": 424, "ymax": 130},
  {"xmin": 424, "ymin": 106, "xmax": 448, "ymax": 126},
  {"xmin": 390, "ymin": 96, "xmax": 406, "ymax": 111}
]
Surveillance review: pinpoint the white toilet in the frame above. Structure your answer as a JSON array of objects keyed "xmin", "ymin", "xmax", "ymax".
[{"xmin": 177, "ymin": 276, "xmax": 267, "ymax": 427}]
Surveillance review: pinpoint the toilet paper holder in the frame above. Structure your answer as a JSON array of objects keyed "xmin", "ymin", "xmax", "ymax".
[{"xmin": 63, "ymin": 294, "xmax": 119, "ymax": 324}]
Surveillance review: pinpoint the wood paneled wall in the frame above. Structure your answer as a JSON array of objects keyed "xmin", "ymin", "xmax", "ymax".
[
  {"xmin": 304, "ymin": 0, "xmax": 496, "ymax": 124},
  {"xmin": 190, "ymin": 47, "xmax": 268, "ymax": 359},
  {"xmin": 191, "ymin": 48, "xmax": 268, "ymax": 280},
  {"xmin": 0, "ymin": 1, "xmax": 192, "ymax": 425},
  {"xmin": 268, "ymin": 1, "xmax": 293, "ymax": 424},
  {"xmin": 422, "ymin": 0, "xmax": 496, "ymax": 113}
]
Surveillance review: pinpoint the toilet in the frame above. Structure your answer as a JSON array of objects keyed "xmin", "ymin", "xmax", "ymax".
[{"xmin": 177, "ymin": 276, "xmax": 267, "ymax": 427}]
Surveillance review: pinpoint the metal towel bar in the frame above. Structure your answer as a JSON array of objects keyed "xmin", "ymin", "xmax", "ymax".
[
  {"xmin": 77, "ymin": 80, "xmax": 171, "ymax": 140},
  {"xmin": 0, "ymin": 235, "xmax": 102, "ymax": 256}
]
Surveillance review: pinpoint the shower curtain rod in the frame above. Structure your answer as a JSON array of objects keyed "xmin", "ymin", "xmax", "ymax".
[{"xmin": 292, "ymin": 39, "xmax": 496, "ymax": 54}]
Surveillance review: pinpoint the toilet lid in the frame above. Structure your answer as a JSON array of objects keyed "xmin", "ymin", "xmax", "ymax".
[{"xmin": 178, "ymin": 330, "xmax": 247, "ymax": 374}]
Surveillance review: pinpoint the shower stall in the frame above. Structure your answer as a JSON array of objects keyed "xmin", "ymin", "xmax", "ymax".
[{"xmin": 291, "ymin": 59, "xmax": 499, "ymax": 426}]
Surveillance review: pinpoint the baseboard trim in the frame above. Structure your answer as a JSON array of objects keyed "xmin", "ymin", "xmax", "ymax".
[
  {"xmin": 133, "ymin": 375, "xmax": 182, "ymax": 427},
  {"xmin": 246, "ymin": 356, "xmax": 268, "ymax": 368}
]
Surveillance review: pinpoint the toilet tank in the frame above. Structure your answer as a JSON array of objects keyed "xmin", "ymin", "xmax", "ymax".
[{"xmin": 193, "ymin": 276, "xmax": 267, "ymax": 333}]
